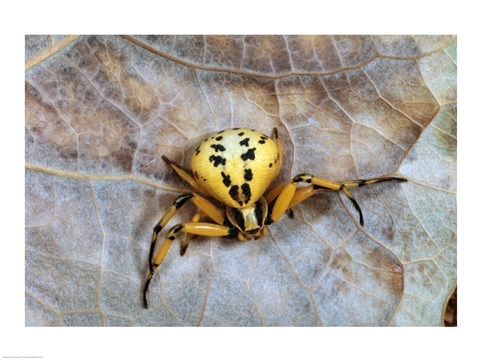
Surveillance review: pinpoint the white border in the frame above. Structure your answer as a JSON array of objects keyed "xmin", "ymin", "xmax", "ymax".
[{"xmin": 3, "ymin": 0, "xmax": 478, "ymax": 359}]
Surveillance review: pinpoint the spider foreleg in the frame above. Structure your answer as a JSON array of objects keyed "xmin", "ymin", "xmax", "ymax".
[
  {"xmin": 148, "ymin": 193, "xmax": 192, "ymax": 271},
  {"xmin": 148, "ymin": 193, "xmax": 224, "ymax": 270},
  {"xmin": 143, "ymin": 222, "xmax": 232, "ymax": 308},
  {"xmin": 270, "ymin": 173, "xmax": 406, "ymax": 226},
  {"xmin": 264, "ymin": 183, "xmax": 286, "ymax": 204}
]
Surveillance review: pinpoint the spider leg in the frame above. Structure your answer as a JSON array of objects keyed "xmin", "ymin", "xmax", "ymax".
[
  {"xmin": 162, "ymin": 155, "xmax": 202, "ymax": 191},
  {"xmin": 147, "ymin": 193, "xmax": 224, "ymax": 274},
  {"xmin": 266, "ymin": 185, "xmax": 331, "ymax": 220},
  {"xmin": 288, "ymin": 185, "xmax": 328, "ymax": 207},
  {"xmin": 269, "ymin": 174, "xmax": 406, "ymax": 226},
  {"xmin": 181, "ymin": 211, "xmax": 204, "ymax": 256},
  {"xmin": 264, "ymin": 183, "xmax": 286, "ymax": 204},
  {"xmin": 143, "ymin": 222, "xmax": 232, "ymax": 308},
  {"xmin": 263, "ymin": 127, "xmax": 286, "ymax": 204},
  {"xmin": 272, "ymin": 127, "xmax": 283, "ymax": 165}
]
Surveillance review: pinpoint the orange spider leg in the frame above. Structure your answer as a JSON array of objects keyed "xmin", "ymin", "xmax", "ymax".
[
  {"xmin": 287, "ymin": 185, "xmax": 329, "ymax": 208},
  {"xmin": 264, "ymin": 183, "xmax": 286, "ymax": 204},
  {"xmin": 181, "ymin": 211, "xmax": 203, "ymax": 256},
  {"xmin": 270, "ymin": 174, "xmax": 406, "ymax": 226},
  {"xmin": 143, "ymin": 222, "xmax": 232, "ymax": 308},
  {"xmin": 147, "ymin": 193, "xmax": 224, "ymax": 273},
  {"xmin": 162, "ymin": 155, "xmax": 201, "ymax": 192}
]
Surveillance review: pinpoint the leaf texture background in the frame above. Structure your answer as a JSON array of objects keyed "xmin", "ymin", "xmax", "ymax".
[{"xmin": 25, "ymin": 35, "xmax": 457, "ymax": 326}]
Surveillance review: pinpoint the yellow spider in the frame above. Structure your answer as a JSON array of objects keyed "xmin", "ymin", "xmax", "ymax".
[{"xmin": 142, "ymin": 127, "xmax": 406, "ymax": 308}]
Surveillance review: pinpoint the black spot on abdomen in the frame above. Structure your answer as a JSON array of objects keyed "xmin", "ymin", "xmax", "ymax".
[
  {"xmin": 259, "ymin": 135, "xmax": 268, "ymax": 144},
  {"xmin": 210, "ymin": 144, "xmax": 226, "ymax": 152},
  {"xmin": 239, "ymin": 138, "xmax": 250, "ymax": 147},
  {"xmin": 241, "ymin": 148, "xmax": 256, "ymax": 161},
  {"xmin": 241, "ymin": 183, "xmax": 252, "ymax": 204},
  {"xmin": 209, "ymin": 155, "xmax": 226, "ymax": 167},
  {"xmin": 221, "ymin": 171, "xmax": 231, "ymax": 187},
  {"xmin": 229, "ymin": 185, "xmax": 239, "ymax": 203},
  {"xmin": 244, "ymin": 168, "xmax": 253, "ymax": 181}
]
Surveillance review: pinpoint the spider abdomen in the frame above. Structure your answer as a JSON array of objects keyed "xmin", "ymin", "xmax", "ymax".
[{"xmin": 192, "ymin": 128, "xmax": 281, "ymax": 208}]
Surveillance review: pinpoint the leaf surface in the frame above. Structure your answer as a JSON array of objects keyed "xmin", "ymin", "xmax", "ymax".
[{"xmin": 25, "ymin": 35, "xmax": 456, "ymax": 326}]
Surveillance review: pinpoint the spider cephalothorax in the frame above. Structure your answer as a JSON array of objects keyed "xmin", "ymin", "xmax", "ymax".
[{"xmin": 142, "ymin": 127, "xmax": 406, "ymax": 308}]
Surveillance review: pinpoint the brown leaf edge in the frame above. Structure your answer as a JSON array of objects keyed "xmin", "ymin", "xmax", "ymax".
[{"xmin": 444, "ymin": 285, "xmax": 457, "ymax": 327}]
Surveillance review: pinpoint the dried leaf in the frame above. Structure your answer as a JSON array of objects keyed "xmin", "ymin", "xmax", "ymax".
[{"xmin": 25, "ymin": 35, "xmax": 456, "ymax": 326}]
